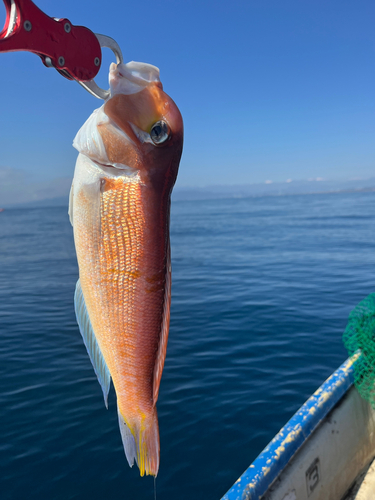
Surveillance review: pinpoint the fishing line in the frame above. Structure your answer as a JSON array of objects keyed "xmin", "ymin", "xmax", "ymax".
[{"xmin": 154, "ymin": 476, "xmax": 157, "ymax": 500}]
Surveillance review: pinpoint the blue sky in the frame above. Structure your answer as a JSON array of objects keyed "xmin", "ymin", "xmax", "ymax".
[{"xmin": 0, "ymin": 0, "xmax": 374, "ymax": 191}]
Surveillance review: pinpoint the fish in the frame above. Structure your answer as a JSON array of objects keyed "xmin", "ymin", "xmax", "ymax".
[{"xmin": 68, "ymin": 61, "xmax": 183, "ymax": 477}]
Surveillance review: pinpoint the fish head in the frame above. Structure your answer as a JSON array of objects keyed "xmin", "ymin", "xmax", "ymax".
[{"xmin": 76, "ymin": 61, "xmax": 183, "ymax": 190}]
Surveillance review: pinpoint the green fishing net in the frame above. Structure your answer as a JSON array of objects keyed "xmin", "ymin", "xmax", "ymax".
[{"xmin": 343, "ymin": 293, "xmax": 375, "ymax": 408}]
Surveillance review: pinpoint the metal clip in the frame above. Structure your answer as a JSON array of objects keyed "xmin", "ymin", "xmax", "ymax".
[{"xmin": 77, "ymin": 34, "xmax": 123, "ymax": 100}]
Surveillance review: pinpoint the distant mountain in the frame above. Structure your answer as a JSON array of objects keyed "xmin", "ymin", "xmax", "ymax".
[
  {"xmin": 8, "ymin": 196, "xmax": 69, "ymax": 208},
  {"xmin": 2, "ymin": 167, "xmax": 375, "ymax": 208},
  {"xmin": 0, "ymin": 166, "xmax": 71, "ymax": 208},
  {"xmin": 172, "ymin": 178, "xmax": 375, "ymax": 201}
]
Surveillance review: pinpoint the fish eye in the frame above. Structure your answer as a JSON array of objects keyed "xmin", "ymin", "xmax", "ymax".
[{"xmin": 150, "ymin": 120, "xmax": 170, "ymax": 145}]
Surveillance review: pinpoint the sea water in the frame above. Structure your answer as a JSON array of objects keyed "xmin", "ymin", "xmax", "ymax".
[{"xmin": 1, "ymin": 191, "xmax": 375, "ymax": 499}]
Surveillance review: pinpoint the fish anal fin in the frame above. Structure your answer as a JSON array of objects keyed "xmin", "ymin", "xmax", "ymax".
[
  {"xmin": 74, "ymin": 279, "xmax": 111, "ymax": 407},
  {"xmin": 152, "ymin": 244, "xmax": 171, "ymax": 405}
]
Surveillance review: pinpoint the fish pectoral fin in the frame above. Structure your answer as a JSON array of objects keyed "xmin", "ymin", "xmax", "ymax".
[
  {"xmin": 74, "ymin": 279, "xmax": 111, "ymax": 408},
  {"xmin": 68, "ymin": 182, "xmax": 74, "ymax": 226}
]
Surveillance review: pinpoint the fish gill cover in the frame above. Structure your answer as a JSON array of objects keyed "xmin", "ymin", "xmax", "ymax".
[{"xmin": 343, "ymin": 293, "xmax": 375, "ymax": 407}]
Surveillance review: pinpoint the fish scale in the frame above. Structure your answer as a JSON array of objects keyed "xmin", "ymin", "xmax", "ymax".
[
  {"xmin": 81, "ymin": 179, "xmax": 164, "ymax": 416},
  {"xmin": 99, "ymin": 181, "xmax": 147, "ymax": 385}
]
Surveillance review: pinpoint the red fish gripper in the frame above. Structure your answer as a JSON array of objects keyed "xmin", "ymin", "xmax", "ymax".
[{"xmin": 0, "ymin": 0, "xmax": 102, "ymax": 81}]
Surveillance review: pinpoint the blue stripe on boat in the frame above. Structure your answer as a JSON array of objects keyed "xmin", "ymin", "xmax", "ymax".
[{"xmin": 221, "ymin": 355, "xmax": 359, "ymax": 500}]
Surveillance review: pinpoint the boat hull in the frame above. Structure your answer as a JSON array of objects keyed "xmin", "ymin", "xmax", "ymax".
[{"xmin": 222, "ymin": 356, "xmax": 375, "ymax": 500}]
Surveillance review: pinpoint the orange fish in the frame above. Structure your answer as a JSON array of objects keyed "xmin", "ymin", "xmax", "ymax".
[{"xmin": 69, "ymin": 61, "xmax": 183, "ymax": 476}]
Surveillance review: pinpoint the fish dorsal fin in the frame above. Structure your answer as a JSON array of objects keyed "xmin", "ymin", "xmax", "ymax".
[
  {"xmin": 74, "ymin": 279, "xmax": 111, "ymax": 408},
  {"xmin": 152, "ymin": 243, "xmax": 172, "ymax": 405}
]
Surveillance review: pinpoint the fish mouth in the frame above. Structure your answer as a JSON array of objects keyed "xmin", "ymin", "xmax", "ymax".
[
  {"xmin": 74, "ymin": 61, "xmax": 165, "ymax": 177},
  {"xmin": 109, "ymin": 61, "xmax": 161, "ymax": 96},
  {"xmin": 73, "ymin": 104, "xmax": 141, "ymax": 177},
  {"xmin": 93, "ymin": 159, "xmax": 140, "ymax": 178}
]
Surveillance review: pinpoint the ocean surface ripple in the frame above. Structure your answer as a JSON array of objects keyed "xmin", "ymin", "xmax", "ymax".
[{"xmin": 1, "ymin": 191, "xmax": 375, "ymax": 499}]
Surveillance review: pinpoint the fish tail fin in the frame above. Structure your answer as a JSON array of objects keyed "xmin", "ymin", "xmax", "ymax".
[
  {"xmin": 118, "ymin": 406, "xmax": 160, "ymax": 477},
  {"xmin": 137, "ymin": 410, "xmax": 160, "ymax": 477}
]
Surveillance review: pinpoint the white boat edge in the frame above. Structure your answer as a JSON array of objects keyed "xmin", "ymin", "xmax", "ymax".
[{"xmin": 221, "ymin": 354, "xmax": 375, "ymax": 500}]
